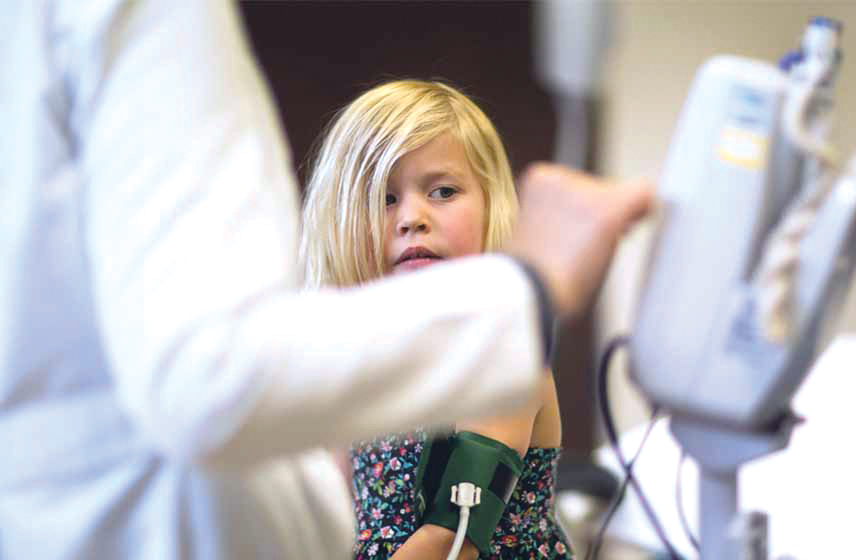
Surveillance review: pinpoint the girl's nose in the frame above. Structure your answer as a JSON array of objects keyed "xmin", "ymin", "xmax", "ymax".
[{"xmin": 396, "ymin": 199, "xmax": 431, "ymax": 235}]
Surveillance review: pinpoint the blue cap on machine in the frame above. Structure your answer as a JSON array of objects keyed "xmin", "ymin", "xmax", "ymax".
[{"xmin": 810, "ymin": 17, "xmax": 843, "ymax": 32}]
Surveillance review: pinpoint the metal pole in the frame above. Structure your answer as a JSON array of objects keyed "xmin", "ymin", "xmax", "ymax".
[{"xmin": 699, "ymin": 466, "xmax": 738, "ymax": 560}]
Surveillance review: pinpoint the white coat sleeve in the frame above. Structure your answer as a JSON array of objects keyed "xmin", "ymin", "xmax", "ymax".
[{"xmin": 75, "ymin": 0, "xmax": 544, "ymax": 468}]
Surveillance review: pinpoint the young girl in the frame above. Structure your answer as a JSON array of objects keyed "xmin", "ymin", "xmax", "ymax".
[{"xmin": 300, "ymin": 80, "xmax": 574, "ymax": 560}]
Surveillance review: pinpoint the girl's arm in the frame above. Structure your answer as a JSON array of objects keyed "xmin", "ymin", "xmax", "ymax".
[
  {"xmin": 389, "ymin": 369, "xmax": 552, "ymax": 560},
  {"xmin": 390, "ymin": 523, "xmax": 480, "ymax": 560}
]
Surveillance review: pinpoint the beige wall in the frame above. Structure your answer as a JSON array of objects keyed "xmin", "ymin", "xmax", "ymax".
[{"xmin": 597, "ymin": 1, "xmax": 856, "ymax": 433}]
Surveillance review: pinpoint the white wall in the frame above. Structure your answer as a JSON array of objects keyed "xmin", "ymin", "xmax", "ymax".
[{"xmin": 597, "ymin": 1, "xmax": 856, "ymax": 433}]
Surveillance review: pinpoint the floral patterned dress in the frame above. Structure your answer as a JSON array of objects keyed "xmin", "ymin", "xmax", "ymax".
[{"xmin": 351, "ymin": 430, "xmax": 575, "ymax": 559}]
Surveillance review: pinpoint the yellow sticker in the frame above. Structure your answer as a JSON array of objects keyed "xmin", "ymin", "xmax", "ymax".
[{"xmin": 716, "ymin": 125, "xmax": 769, "ymax": 170}]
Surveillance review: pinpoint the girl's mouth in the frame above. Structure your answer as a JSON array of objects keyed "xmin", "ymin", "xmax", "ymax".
[{"xmin": 394, "ymin": 246, "xmax": 443, "ymax": 271}]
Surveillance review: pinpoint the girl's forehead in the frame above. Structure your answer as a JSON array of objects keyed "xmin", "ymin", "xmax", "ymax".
[{"xmin": 389, "ymin": 133, "xmax": 475, "ymax": 181}]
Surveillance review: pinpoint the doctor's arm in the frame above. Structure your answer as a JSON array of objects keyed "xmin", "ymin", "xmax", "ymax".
[
  {"xmin": 77, "ymin": 0, "xmax": 543, "ymax": 468},
  {"xmin": 78, "ymin": 0, "xmax": 651, "ymax": 470}
]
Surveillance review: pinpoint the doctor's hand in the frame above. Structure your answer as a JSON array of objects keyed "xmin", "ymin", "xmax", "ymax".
[{"xmin": 508, "ymin": 163, "xmax": 654, "ymax": 319}]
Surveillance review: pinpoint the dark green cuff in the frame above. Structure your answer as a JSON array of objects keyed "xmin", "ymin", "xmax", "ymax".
[{"xmin": 419, "ymin": 431, "xmax": 524, "ymax": 556}]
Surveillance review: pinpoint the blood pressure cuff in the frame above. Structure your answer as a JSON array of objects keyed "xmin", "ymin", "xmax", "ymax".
[{"xmin": 414, "ymin": 431, "xmax": 524, "ymax": 556}]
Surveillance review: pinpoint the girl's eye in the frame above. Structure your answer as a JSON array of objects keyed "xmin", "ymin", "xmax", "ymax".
[
  {"xmin": 385, "ymin": 193, "xmax": 397, "ymax": 206},
  {"xmin": 429, "ymin": 186, "xmax": 457, "ymax": 200}
]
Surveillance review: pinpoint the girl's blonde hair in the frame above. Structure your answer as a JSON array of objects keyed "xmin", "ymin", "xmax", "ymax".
[{"xmin": 300, "ymin": 79, "xmax": 517, "ymax": 288}]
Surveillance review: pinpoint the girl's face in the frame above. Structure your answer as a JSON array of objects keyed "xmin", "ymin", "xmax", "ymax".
[{"xmin": 383, "ymin": 132, "xmax": 486, "ymax": 275}]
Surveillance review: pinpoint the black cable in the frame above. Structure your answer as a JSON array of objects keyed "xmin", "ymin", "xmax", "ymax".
[
  {"xmin": 676, "ymin": 451, "xmax": 700, "ymax": 552},
  {"xmin": 585, "ymin": 472, "xmax": 628, "ymax": 560},
  {"xmin": 590, "ymin": 335, "xmax": 683, "ymax": 560},
  {"xmin": 585, "ymin": 406, "xmax": 659, "ymax": 560}
]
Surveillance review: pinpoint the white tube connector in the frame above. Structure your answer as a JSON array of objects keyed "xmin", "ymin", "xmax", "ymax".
[
  {"xmin": 446, "ymin": 482, "xmax": 481, "ymax": 560},
  {"xmin": 451, "ymin": 482, "xmax": 481, "ymax": 508}
]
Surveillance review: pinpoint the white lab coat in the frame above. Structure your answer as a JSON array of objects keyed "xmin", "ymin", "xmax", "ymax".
[{"xmin": 0, "ymin": 1, "xmax": 544, "ymax": 558}]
